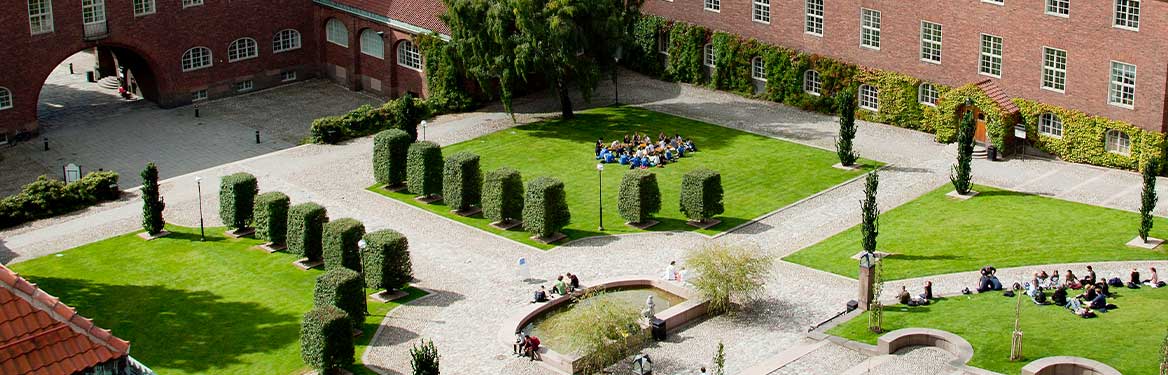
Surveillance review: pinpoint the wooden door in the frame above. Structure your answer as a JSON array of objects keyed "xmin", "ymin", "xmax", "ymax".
[{"xmin": 965, "ymin": 106, "xmax": 988, "ymax": 144}]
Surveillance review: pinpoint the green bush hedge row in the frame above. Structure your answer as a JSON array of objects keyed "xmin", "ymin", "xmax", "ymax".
[
  {"xmin": 323, "ymin": 218, "xmax": 365, "ymax": 273},
  {"xmin": 0, "ymin": 172, "xmax": 120, "ymax": 229},
  {"xmin": 253, "ymin": 191, "xmax": 290, "ymax": 245},
  {"xmin": 680, "ymin": 168, "xmax": 724, "ymax": 222},
  {"xmin": 618, "ymin": 170, "xmax": 661, "ymax": 224},
  {"xmin": 482, "ymin": 167, "xmax": 524, "ymax": 224},
  {"xmin": 219, "ymin": 173, "xmax": 258, "ymax": 230},
  {"xmin": 310, "ymin": 93, "xmax": 428, "ymax": 144},
  {"xmin": 522, "ymin": 177, "xmax": 571, "ymax": 238},
  {"xmin": 407, "ymin": 141, "xmax": 444, "ymax": 197},
  {"xmin": 313, "ymin": 268, "xmax": 365, "ymax": 332},
  {"xmin": 373, "ymin": 129, "xmax": 413, "ymax": 187},
  {"xmin": 287, "ymin": 202, "xmax": 328, "ymax": 260},
  {"xmin": 442, "ymin": 152, "xmax": 482, "ymax": 211},
  {"xmin": 300, "ymin": 305, "xmax": 355, "ymax": 371},
  {"xmin": 362, "ymin": 229, "xmax": 413, "ymax": 292}
]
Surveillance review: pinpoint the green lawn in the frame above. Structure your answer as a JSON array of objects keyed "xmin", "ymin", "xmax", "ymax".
[
  {"xmin": 784, "ymin": 185, "xmax": 1168, "ymax": 280},
  {"xmin": 372, "ymin": 106, "xmax": 876, "ymax": 249},
  {"xmin": 9, "ymin": 225, "xmax": 424, "ymax": 375},
  {"xmin": 829, "ymin": 288, "xmax": 1168, "ymax": 375}
]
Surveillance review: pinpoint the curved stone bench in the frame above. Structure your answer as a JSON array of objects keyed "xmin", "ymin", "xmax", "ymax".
[
  {"xmin": 1021, "ymin": 356, "xmax": 1121, "ymax": 375},
  {"xmin": 876, "ymin": 328, "xmax": 974, "ymax": 365}
]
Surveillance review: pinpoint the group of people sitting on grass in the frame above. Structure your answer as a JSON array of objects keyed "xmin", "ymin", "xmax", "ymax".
[
  {"xmin": 897, "ymin": 281, "xmax": 935, "ymax": 306},
  {"xmin": 594, "ymin": 132, "xmax": 698, "ymax": 169},
  {"xmin": 962, "ymin": 264, "xmax": 1165, "ymax": 318},
  {"xmin": 530, "ymin": 272, "xmax": 582, "ymax": 303}
]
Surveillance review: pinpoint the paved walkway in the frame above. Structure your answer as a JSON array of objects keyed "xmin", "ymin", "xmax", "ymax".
[{"xmin": 1, "ymin": 70, "xmax": 1164, "ymax": 374}]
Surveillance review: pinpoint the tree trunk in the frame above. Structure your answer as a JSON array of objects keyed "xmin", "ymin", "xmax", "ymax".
[{"xmin": 557, "ymin": 78, "xmax": 574, "ymax": 119}]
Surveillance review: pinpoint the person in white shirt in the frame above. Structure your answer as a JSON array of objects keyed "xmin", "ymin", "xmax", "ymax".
[{"xmin": 664, "ymin": 261, "xmax": 677, "ymax": 281}]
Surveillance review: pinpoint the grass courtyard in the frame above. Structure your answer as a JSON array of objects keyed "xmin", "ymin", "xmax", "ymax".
[
  {"xmin": 9, "ymin": 225, "xmax": 424, "ymax": 375},
  {"xmin": 371, "ymin": 106, "xmax": 876, "ymax": 249},
  {"xmin": 784, "ymin": 185, "xmax": 1168, "ymax": 280},
  {"xmin": 829, "ymin": 288, "xmax": 1168, "ymax": 374}
]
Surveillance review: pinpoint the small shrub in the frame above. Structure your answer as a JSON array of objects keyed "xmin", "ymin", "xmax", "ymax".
[
  {"xmin": 323, "ymin": 218, "xmax": 365, "ymax": 272},
  {"xmin": 0, "ymin": 172, "xmax": 120, "ymax": 229},
  {"xmin": 300, "ymin": 305, "xmax": 355, "ymax": 372},
  {"xmin": 482, "ymin": 167, "xmax": 524, "ymax": 224},
  {"xmin": 287, "ymin": 203, "xmax": 328, "ymax": 259},
  {"xmin": 686, "ymin": 243, "xmax": 774, "ymax": 314},
  {"xmin": 253, "ymin": 192, "xmax": 290, "ymax": 245},
  {"xmin": 407, "ymin": 141, "xmax": 444, "ymax": 197},
  {"xmin": 362, "ymin": 229, "xmax": 413, "ymax": 292},
  {"xmin": 410, "ymin": 339, "xmax": 441, "ymax": 375},
  {"xmin": 313, "ymin": 268, "xmax": 366, "ymax": 331},
  {"xmin": 618, "ymin": 170, "xmax": 661, "ymax": 224},
  {"xmin": 373, "ymin": 129, "xmax": 413, "ymax": 187},
  {"xmin": 390, "ymin": 93, "xmax": 426, "ymax": 141},
  {"xmin": 542, "ymin": 291, "xmax": 642, "ymax": 372},
  {"xmin": 141, "ymin": 163, "xmax": 165, "ymax": 235},
  {"xmin": 218, "ymin": 173, "xmax": 259, "ymax": 230},
  {"xmin": 442, "ymin": 152, "xmax": 482, "ymax": 211},
  {"xmin": 309, "ymin": 116, "xmax": 346, "ymax": 144},
  {"xmin": 679, "ymin": 168, "xmax": 724, "ymax": 222},
  {"xmin": 522, "ymin": 177, "xmax": 570, "ymax": 238}
]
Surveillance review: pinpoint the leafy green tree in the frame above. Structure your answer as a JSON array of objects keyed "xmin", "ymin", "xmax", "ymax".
[
  {"xmin": 950, "ymin": 110, "xmax": 975, "ymax": 195},
  {"xmin": 860, "ymin": 171, "xmax": 878, "ymax": 253},
  {"xmin": 140, "ymin": 163, "xmax": 165, "ymax": 235},
  {"xmin": 1141, "ymin": 159, "xmax": 1159, "ymax": 242},
  {"xmin": 836, "ymin": 87, "xmax": 858, "ymax": 166}
]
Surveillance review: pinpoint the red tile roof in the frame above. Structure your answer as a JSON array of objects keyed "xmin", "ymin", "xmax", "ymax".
[
  {"xmin": 0, "ymin": 265, "xmax": 129, "ymax": 375},
  {"xmin": 333, "ymin": 0, "xmax": 450, "ymax": 35},
  {"xmin": 974, "ymin": 79, "xmax": 1020, "ymax": 114}
]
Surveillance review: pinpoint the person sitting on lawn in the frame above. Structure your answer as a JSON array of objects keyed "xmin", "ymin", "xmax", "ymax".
[
  {"xmin": 898, "ymin": 286, "xmax": 911, "ymax": 305},
  {"xmin": 1046, "ymin": 270, "xmax": 1060, "ymax": 289},
  {"xmin": 921, "ymin": 281, "xmax": 934, "ymax": 300},
  {"xmin": 1088, "ymin": 287, "xmax": 1108, "ymax": 311},
  {"xmin": 1064, "ymin": 270, "xmax": 1082, "ymax": 289},
  {"xmin": 1082, "ymin": 265, "xmax": 1097, "ymax": 286},
  {"xmin": 595, "ymin": 139, "xmax": 603, "ymax": 157},
  {"xmin": 1146, "ymin": 267, "xmax": 1164, "ymax": 288},
  {"xmin": 532, "ymin": 286, "xmax": 549, "ymax": 303},
  {"xmin": 1130, "ymin": 268, "xmax": 1141, "ymax": 286},
  {"xmin": 1035, "ymin": 271, "xmax": 1050, "ymax": 290},
  {"xmin": 552, "ymin": 276, "xmax": 568, "ymax": 296},
  {"xmin": 603, "ymin": 150, "xmax": 616, "ymax": 164},
  {"xmin": 1077, "ymin": 286, "xmax": 1098, "ymax": 301},
  {"xmin": 1052, "ymin": 286, "xmax": 1068, "ymax": 306},
  {"xmin": 1065, "ymin": 298, "xmax": 1095, "ymax": 318},
  {"xmin": 1095, "ymin": 281, "xmax": 1110, "ymax": 297}
]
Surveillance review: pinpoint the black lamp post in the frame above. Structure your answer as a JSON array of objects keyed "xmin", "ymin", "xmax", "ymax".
[
  {"xmin": 597, "ymin": 163, "xmax": 605, "ymax": 231},
  {"xmin": 195, "ymin": 176, "xmax": 205, "ymax": 241}
]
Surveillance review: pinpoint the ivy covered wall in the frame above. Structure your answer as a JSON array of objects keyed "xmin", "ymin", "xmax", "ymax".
[{"xmin": 1016, "ymin": 99, "xmax": 1165, "ymax": 171}]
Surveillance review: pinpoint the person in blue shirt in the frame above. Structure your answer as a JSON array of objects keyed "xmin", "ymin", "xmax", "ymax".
[{"xmin": 604, "ymin": 151, "xmax": 615, "ymax": 163}]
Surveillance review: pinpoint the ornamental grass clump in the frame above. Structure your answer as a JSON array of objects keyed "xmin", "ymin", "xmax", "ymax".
[{"xmin": 685, "ymin": 243, "xmax": 774, "ymax": 314}]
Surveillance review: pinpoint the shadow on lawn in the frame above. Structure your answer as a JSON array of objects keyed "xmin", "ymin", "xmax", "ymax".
[{"xmin": 24, "ymin": 276, "xmax": 298, "ymax": 373}]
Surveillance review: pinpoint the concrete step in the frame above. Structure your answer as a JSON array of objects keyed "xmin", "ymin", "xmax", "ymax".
[{"xmin": 96, "ymin": 76, "xmax": 120, "ymax": 89}]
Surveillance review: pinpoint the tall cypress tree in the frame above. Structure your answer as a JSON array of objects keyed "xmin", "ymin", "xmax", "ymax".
[
  {"xmin": 141, "ymin": 163, "xmax": 165, "ymax": 235},
  {"xmin": 860, "ymin": 170, "xmax": 879, "ymax": 253},
  {"xmin": 951, "ymin": 110, "xmax": 975, "ymax": 195},
  {"xmin": 1140, "ymin": 159, "xmax": 1159, "ymax": 242},
  {"xmin": 836, "ymin": 87, "xmax": 858, "ymax": 167}
]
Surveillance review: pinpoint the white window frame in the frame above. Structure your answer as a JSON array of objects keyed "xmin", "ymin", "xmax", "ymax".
[
  {"xmin": 81, "ymin": 0, "xmax": 105, "ymax": 26},
  {"xmin": 858, "ymin": 84, "xmax": 879, "ymax": 111},
  {"xmin": 752, "ymin": 0, "xmax": 770, "ymax": 24},
  {"xmin": 1038, "ymin": 113, "xmax": 1063, "ymax": 138},
  {"xmin": 133, "ymin": 0, "xmax": 155, "ymax": 16},
  {"xmin": 1045, "ymin": 0, "xmax": 1069, "ymax": 17},
  {"xmin": 28, "ymin": 0, "xmax": 54, "ymax": 35},
  {"xmin": 1105, "ymin": 130, "xmax": 1131, "ymax": 155},
  {"xmin": 1114, "ymin": 0, "xmax": 1140, "ymax": 31},
  {"xmin": 1041, "ymin": 47, "xmax": 1067, "ymax": 93},
  {"xmin": 703, "ymin": 43, "xmax": 715, "ymax": 68},
  {"xmin": 273, "ymin": 29, "xmax": 301, "ymax": 53},
  {"xmin": 920, "ymin": 21, "xmax": 942, "ymax": 64},
  {"xmin": 191, "ymin": 89, "xmax": 207, "ymax": 102},
  {"xmin": 805, "ymin": 0, "xmax": 824, "ymax": 36},
  {"xmin": 658, "ymin": 32, "xmax": 670, "ymax": 55},
  {"xmin": 751, "ymin": 57, "xmax": 766, "ymax": 81},
  {"xmin": 281, "ymin": 71, "xmax": 297, "ymax": 82},
  {"xmin": 0, "ymin": 87, "xmax": 12, "ymax": 110},
  {"xmin": 227, "ymin": 37, "xmax": 259, "ymax": 62},
  {"xmin": 360, "ymin": 29, "xmax": 385, "ymax": 59},
  {"xmin": 1108, "ymin": 60, "xmax": 1136, "ymax": 109},
  {"xmin": 704, "ymin": 0, "xmax": 720, "ymax": 12},
  {"xmin": 181, "ymin": 47, "xmax": 213, "ymax": 72},
  {"xmin": 979, "ymin": 34, "xmax": 1003, "ymax": 78},
  {"xmin": 982, "ymin": 0, "xmax": 1004, "ymax": 4},
  {"xmin": 397, "ymin": 40, "xmax": 423, "ymax": 71},
  {"xmin": 803, "ymin": 70, "xmax": 821, "ymax": 96},
  {"xmin": 326, "ymin": 18, "xmax": 348, "ymax": 47},
  {"xmin": 860, "ymin": 8, "xmax": 880, "ymax": 50},
  {"xmin": 918, "ymin": 83, "xmax": 938, "ymax": 107},
  {"xmin": 182, "ymin": 0, "xmax": 202, "ymax": 8},
  {"xmin": 236, "ymin": 80, "xmax": 254, "ymax": 92}
]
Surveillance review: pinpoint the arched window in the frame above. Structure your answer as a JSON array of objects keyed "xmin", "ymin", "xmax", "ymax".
[
  {"xmin": 703, "ymin": 43, "xmax": 715, "ymax": 68},
  {"xmin": 326, "ymin": 18, "xmax": 348, "ymax": 47},
  {"xmin": 0, "ymin": 87, "xmax": 12, "ymax": 110},
  {"xmin": 360, "ymin": 29, "xmax": 384, "ymax": 59},
  {"xmin": 397, "ymin": 40, "xmax": 422, "ymax": 70},
  {"xmin": 227, "ymin": 38, "xmax": 258, "ymax": 62},
  {"xmin": 1105, "ymin": 130, "xmax": 1131, "ymax": 155},
  {"xmin": 273, "ymin": 29, "xmax": 301, "ymax": 53},
  {"xmin": 1038, "ymin": 113, "xmax": 1063, "ymax": 138},
  {"xmin": 751, "ymin": 57, "xmax": 766, "ymax": 81},
  {"xmin": 918, "ymin": 83, "xmax": 938, "ymax": 106},
  {"xmin": 181, "ymin": 47, "xmax": 212, "ymax": 72},
  {"xmin": 803, "ymin": 70, "xmax": 821, "ymax": 96},
  {"xmin": 858, "ymin": 84, "xmax": 879, "ymax": 111}
]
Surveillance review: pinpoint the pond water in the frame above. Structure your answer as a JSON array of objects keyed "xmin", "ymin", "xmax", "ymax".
[{"xmin": 525, "ymin": 287, "xmax": 685, "ymax": 354}]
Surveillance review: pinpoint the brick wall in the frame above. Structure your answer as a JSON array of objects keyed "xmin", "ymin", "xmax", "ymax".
[{"xmin": 315, "ymin": 7, "xmax": 427, "ymax": 98}]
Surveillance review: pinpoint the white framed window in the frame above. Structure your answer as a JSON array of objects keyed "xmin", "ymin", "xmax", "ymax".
[
  {"xmin": 182, "ymin": 0, "xmax": 202, "ymax": 8},
  {"xmin": 281, "ymin": 71, "xmax": 297, "ymax": 82},
  {"xmin": 704, "ymin": 0, "xmax": 720, "ymax": 12},
  {"xmin": 236, "ymin": 80, "xmax": 254, "ymax": 92},
  {"xmin": 326, "ymin": 18, "xmax": 348, "ymax": 47},
  {"xmin": 751, "ymin": 57, "xmax": 766, "ymax": 81},
  {"xmin": 1114, "ymin": 0, "xmax": 1140, "ymax": 30},
  {"xmin": 273, "ymin": 29, "xmax": 301, "ymax": 53},
  {"xmin": 982, "ymin": 0, "xmax": 1004, "ymax": 4},
  {"xmin": 181, "ymin": 47, "xmax": 213, "ymax": 72},
  {"xmin": 1041, "ymin": 47, "xmax": 1067, "ymax": 93},
  {"xmin": 227, "ymin": 38, "xmax": 258, "ymax": 62},
  {"xmin": 133, "ymin": 0, "xmax": 154, "ymax": 16},
  {"xmin": 360, "ymin": 29, "xmax": 385, "ymax": 59},
  {"xmin": 979, "ymin": 34, "xmax": 1003, "ymax": 78},
  {"xmin": 918, "ymin": 83, "xmax": 938, "ymax": 106},
  {"xmin": 82, "ymin": 0, "xmax": 105, "ymax": 25},
  {"xmin": 753, "ymin": 0, "xmax": 770, "ymax": 23},
  {"xmin": 1109, "ymin": 61, "xmax": 1136, "ymax": 108},
  {"xmin": 658, "ymin": 32, "xmax": 670, "ymax": 55},
  {"xmin": 803, "ymin": 70, "xmax": 821, "ymax": 96},
  {"xmin": 397, "ymin": 40, "xmax": 422, "ymax": 71},
  {"xmin": 860, "ymin": 8, "xmax": 880, "ymax": 50},
  {"xmin": 1105, "ymin": 130, "xmax": 1130, "ymax": 155},
  {"xmin": 191, "ymin": 89, "xmax": 207, "ymax": 101},
  {"xmin": 1045, "ymin": 0, "xmax": 1069, "ymax": 16},
  {"xmin": 0, "ymin": 87, "xmax": 12, "ymax": 110},
  {"xmin": 703, "ymin": 44, "xmax": 715, "ymax": 68},
  {"xmin": 858, "ymin": 84, "xmax": 879, "ymax": 111},
  {"xmin": 28, "ymin": 0, "xmax": 54, "ymax": 34},
  {"xmin": 805, "ymin": 0, "xmax": 824, "ymax": 36},
  {"xmin": 1039, "ymin": 113, "xmax": 1063, "ymax": 138},
  {"xmin": 920, "ymin": 21, "xmax": 942, "ymax": 64}
]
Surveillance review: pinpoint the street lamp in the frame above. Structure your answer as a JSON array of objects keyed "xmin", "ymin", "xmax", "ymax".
[
  {"xmin": 420, "ymin": 120, "xmax": 428, "ymax": 141},
  {"xmin": 597, "ymin": 163, "xmax": 605, "ymax": 231},
  {"xmin": 613, "ymin": 46, "xmax": 623, "ymax": 105},
  {"xmin": 195, "ymin": 176, "xmax": 205, "ymax": 241}
]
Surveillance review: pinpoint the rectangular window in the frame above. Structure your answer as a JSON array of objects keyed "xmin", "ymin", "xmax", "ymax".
[
  {"xmin": 1114, "ymin": 0, "xmax": 1139, "ymax": 30},
  {"xmin": 1041, "ymin": 47, "xmax": 1067, "ymax": 93},
  {"xmin": 920, "ymin": 21, "xmax": 942, "ymax": 63},
  {"xmin": 182, "ymin": 0, "xmax": 202, "ymax": 8},
  {"xmin": 658, "ymin": 32, "xmax": 669, "ymax": 55},
  {"xmin": 858, "ymin": 85, "xmax": 879, "ymax": 111},
  {"xmin": 704, "ymin": 0, "xmax": 719, "ymax": 12},
  {"xmin": 236, "ymin": 80, "xmax": 254, "ymax": 92},
  {"xmin": 1109, "ymin": 61, "xmax": 1136, "ymax": 108},
  {"xmin": 192, "ymin": 90, "xmax": 207, "ymax": 102},
  {"xmin": 860, "ymin": 9, "xmax": 880, "ymax": 50},
  {"xmin": 979, "ymin": 34, "xmax": 1003, "ymax": 78},
  {"xmin": 1045, "ymin": 0, "xmax": 1069, "ymax": 16},
  {"xmin": 133, "ymin": 0, "xmax": 154, "ymax": 16},
  {"xmin": 805, "ymin": 0, "xmax": 823, "ymax": 36},
  {"xmin": 753, "ymin": 0, "xmax": 770, "ymax": 23},
  {"xmin": 28, "ymin": 0, "xmax": 54, "ymax": 34},
  {"xmin": 281, "ymin": 71, "xmax": 297, "ymax": 82},
  {"xmin": 81, "ymin": 0, "xmax": 105, "ymax": 25}
]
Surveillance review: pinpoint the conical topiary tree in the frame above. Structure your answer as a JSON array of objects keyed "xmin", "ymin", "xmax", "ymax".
[
  {"xmin": 140, "ymin": 163, "xmax": 166, "ymax": 236},
  {"xmin": 860, "ymin": 170, "xmax": 879, "ymax": 254},
  {"xmin": 1140, "ymin": 159, "xmax": 1159, "ymax": 243},
  {"xmin": 836, "ymin": 87, "xmax": 858, "ymax": 167},
  {"xmin": 950, "ymin": 110, "xmax": 975, "ymax": 195}
]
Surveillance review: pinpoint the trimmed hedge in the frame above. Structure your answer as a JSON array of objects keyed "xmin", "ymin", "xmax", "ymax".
[
  {"xmin": 300, "ymin": 305, "xmax": 355, "ymax": 372},
  {"xmin": 323, "ymin": 218, "xmax": 365, "ymax": 273},
  {"xmin": 374, "ymin": 129, "xmax": 413, "ymax": 187},
  {"xmin": 140, "ymin": 163, "xmax": 165, "ymax": 235},
  {"xmin": 362, "ymin": 229, "xmax": 413, "ymax": 292},
  {"xmin": 313, "ymin": 268, "xmax": 365, "ymax": 331},
  {"xmin": 482, "ymin": 167, "xmax": 524, "ymax": 223},
  {"xmin": 522, "ymin": 177, "xmax": 571, "ymax": 238},
  {"xmin": 218, "ymin": 173, "xmax": 258, "ymax": 230},
  {"xmin": 253, "ymin": 192, "xmax": 290, "ymax": 245},
  {"xmin": 287, "ymin": 203, "xmax": 328, "ymax": 259},
  {"xmin": 617, "ymin": 170, "xmax": 661, "ymax": 224},
  {"xmin": 407, "ymin": 141, "xmax": 444, "ymax": 197},
  {"xmin": 680, "ymin": 168, "xmax": 724, "ymax": 222},
  {"xmin": 310, "ymin": 94, "xmax": 429, "ymax": 144},
  {"xmin": 442, "ymin": 152, "xmax": 482, "ymax": 211},
  {"xmin": 0, "ymin": 172, "xmax": 120, "ymax": 229}
]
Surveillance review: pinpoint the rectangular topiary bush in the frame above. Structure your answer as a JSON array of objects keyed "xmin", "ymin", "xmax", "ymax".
[
  {"xmin": 313, "ymin": 268, "xmax": 366, "ymax": 332},
  {"xmin": 219, "ymin": 172, "xmax": 259, "ymax": 231},
  {"xmin": 323, "ymin": 218, "xmax": 365, "ymax": 273},
  {"xmin": 300, "ymin": 305, "xmax": 354, "ymax": 372},
  {"xmin": 407, "ymin": 141, "xmax": 444, "ymax": 199},
  {"xmin": 680, "ymin": 168, "xmax": 724, "ymax": 225},
  {"xmin": 522, "ymin": 177, "xmax": 570, "ymax": 240},
  {"xmin": 618, "ymin": 170, "xmax": 661, "ymax": 226},
  {"xmin": 373, "ymin": 129, "xmax": 413, "ymax": 188},
  {"xmin": 442, "ymin": 152, "xmax": 482, "ymax": 213},
  {"xmin": 362, "ymin": 229, "xmax": 413, "ymax": 293},
  {"xmin": 287, "ymin": 203, "xmax": 327, "ymax": 260},
  {"xmin": 483, "ymin": 167, "xmax": 524, "ymax": 226},
  {"xmin": 253, "ymin": 191, "xmax": 291, "ymax": 247}
]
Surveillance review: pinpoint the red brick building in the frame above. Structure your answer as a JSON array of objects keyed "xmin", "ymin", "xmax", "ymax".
[{"xmin": 0, "ymin": 0, "xmax": 447, "ymax": 140}]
